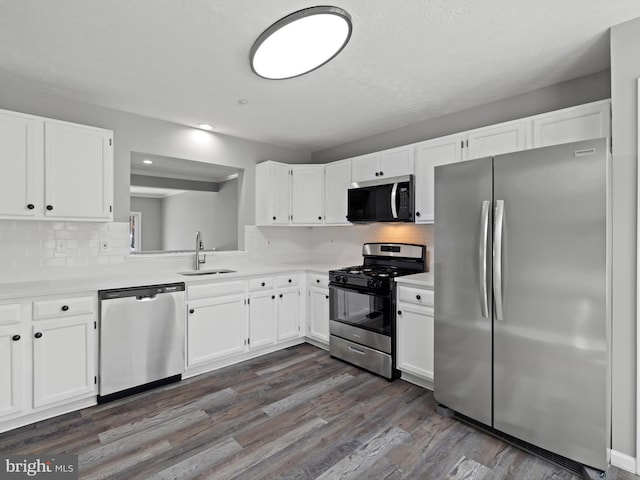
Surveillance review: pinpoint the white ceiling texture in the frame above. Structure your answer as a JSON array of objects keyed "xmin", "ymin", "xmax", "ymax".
[{"xmin": 1, "ymin": 0, "xmax": 639, "ymax": 153}]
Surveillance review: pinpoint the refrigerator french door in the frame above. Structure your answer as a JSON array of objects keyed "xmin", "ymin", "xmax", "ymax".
[{"xmin": 433, "ymin": 138, "xmax": 610, "ymax": 471}]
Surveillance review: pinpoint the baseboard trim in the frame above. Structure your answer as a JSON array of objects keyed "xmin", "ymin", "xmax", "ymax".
[{"xmin": 610, "ymin": 449, "xmax": 636, "ymax": 474}]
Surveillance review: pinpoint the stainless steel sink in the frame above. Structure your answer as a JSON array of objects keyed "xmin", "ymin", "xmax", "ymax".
[{"xmin": 179, "ymin": 268, "xmax": 236, "ymax": 276}]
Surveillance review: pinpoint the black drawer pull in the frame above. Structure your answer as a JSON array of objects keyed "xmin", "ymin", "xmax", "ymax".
[
  {"xmin": 12, "ymin": 335, "xmax": 20, "ymax": 341},
  {"xmin": 397, "ymin": 310, "xmax": 402, "ymax": 315},
  {"xmin": 288, "ymin": 278, "xmax": 292, "ymax": 283},
  {"xmin": 27, "ymin": 204, "xmax": 35, "ymax": 210},
  {"xmin": 34, "ymin": 332, "xmax": 43, "ymax": 339},
  {"xmin": 279, "ymin": 294, "xmax": 283, "ymax": 298},
  {"xmin": 46, "ymin": 205, "xmax": 53, "ymax": 211},
  {"xmin": 61, "ymin": 305, "xmax": 69, "ymax": 312},
  {"xmin": 272, "ymin": 216, "xmax": 276, "ymax": 221},
  {"xmin": 416, "ymin": 295, "xmax": 421, "ymax": 300},
  {"xmin": 316, "ymin": 279, "xmax": 320, "ymax": 283},
  {"xmin": 325, "ymin": 295, "xmax": 329, "ymax": 299},
  {"xmin": 261, "ymin": 282, "xmax": 265, "ymax": 287},
  {"xmin": 271, "ymin": 295, "xmax": 275, "ymax": 299},
  {"xmin": 416, "ymin": 211, "xmax": 421, "ymax": 217},
  {"xmin": 379, "ymin": 171, "xmax": 383, "ymax": 176},
  {"xmin": 189, "ymin": 309, "xmax": 195, "ymax": 314}
]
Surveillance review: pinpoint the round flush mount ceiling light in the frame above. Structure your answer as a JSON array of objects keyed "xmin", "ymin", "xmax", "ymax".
[
  {"xmin": 196, "ymin": 123, "xmax": 214, "ymax": 131},
  {"xmin": 250, "ymin": 6, "xmax": 352, "ymax": 80}
]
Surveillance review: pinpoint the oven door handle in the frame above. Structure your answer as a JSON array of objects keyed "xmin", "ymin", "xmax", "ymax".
[{"xmin": 329, "ymin": 283, "xmax": 392, "ymax": 298}]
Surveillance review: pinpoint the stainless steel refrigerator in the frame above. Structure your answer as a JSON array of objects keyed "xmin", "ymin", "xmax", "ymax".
[{"xmin": 433, "ymin": 138, "xmax": 611, "ymax": 473}]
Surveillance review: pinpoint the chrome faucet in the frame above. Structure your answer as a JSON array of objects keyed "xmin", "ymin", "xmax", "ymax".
[{"xmin": 194, "ymin": 231, "xmax": 206, "ymax": 270}]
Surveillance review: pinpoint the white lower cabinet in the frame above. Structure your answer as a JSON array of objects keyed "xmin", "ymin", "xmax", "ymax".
[
  {"xmin": 396, "ymin": 285, "xmax": 434, "ymax": 386},
  {"xmin": 307, "ymin": 272, "xmax": 330, "ymax": 345},
  {"xmin": 0, "ymin": 295, "xmax": 97, "ymax": 432},
  {"xmin": 248, "ymin": 289, "xmax": 277, "ymax": 349},
  {"xmin": 187, "ymin": 293, "xmax": 247, "ymax": 366},
  {"xmin": 277, "ymin": 287, "xmax": 300, "ymax": 341}
]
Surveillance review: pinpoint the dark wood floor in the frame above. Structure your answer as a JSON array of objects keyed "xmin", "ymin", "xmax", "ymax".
[{"xmin": 0, "ymin": 344, "xmax": 637, "ymax": 480}]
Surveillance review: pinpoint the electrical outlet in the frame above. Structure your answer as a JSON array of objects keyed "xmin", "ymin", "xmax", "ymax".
[{"xmin": 55, "ymin": 239, "xmax": 67, "ymax": 254}]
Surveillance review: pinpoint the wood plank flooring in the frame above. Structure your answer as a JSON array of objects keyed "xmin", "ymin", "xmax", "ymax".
[{"xmin": 0, "ymin": 343, "xmax": 637, "ymax": 480}]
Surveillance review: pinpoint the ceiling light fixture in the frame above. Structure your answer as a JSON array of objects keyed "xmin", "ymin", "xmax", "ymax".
[
  {"xmin": 196, "ymin": 123, "xmax": 214, "ymax": 131},
  {"xmin": 250, "ymin": 6, "xmax": 352, "ymax": 80}
]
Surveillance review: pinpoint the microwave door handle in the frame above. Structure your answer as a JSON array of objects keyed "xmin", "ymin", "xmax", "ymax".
[{"xmin": 391, "ymin": 183, "xmax": 398, "ymax": 218}]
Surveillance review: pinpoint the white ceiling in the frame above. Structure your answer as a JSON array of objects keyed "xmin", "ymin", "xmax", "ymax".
[{"xmin": 0, "ymin": 1, "xmax": 639, "ymax": 152}]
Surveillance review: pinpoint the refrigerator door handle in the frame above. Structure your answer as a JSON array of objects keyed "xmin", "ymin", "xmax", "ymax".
[
  {"xmin": 493, "ymin": 199, "xmax": 505, "ymax": 321},
  {"xmin": 479, "ymin": 201, "xmax": 490, "ymax": 318},
  {"xmin": 390, "ymin": 183, "xmax": 398, "ymax": 218}
]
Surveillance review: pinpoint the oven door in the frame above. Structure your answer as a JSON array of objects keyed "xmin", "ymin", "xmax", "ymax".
[{"xmin": 329, "ymin": 283, "xmax": 392, "ymax": 336}]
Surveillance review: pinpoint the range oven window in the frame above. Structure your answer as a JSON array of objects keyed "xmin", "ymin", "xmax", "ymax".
[{"xmin": 330, "ymin": 285, "xmax": 391, "ymax": 336}]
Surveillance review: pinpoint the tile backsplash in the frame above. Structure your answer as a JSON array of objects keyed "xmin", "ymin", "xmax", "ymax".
[
  {"xmin": 0, "ymin": 221, "xmax": 433, "ymax": 283},
  {"xmin": 0, "ymin": 220, "xmax": 130, "ymax": 282}
]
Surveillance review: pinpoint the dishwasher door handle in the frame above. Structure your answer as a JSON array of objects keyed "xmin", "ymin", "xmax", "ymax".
[{"xmin": 135, "ymin": 294, "xmax": 158, "ymax": 301}]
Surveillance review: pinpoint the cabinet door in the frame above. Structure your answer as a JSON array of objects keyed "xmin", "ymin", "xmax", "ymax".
[
  {"xmin": 0, "ymin": 324, "xmax": 25, "ymax": 419},
  {"xmin": 291, "ymin": 165, "xmax": 323, "ymax": 224},
  {"xmin": 32, "ymin": 315, "xmax": 96, "ymax": 408},
  {"xmin": 249, "ymin": 290, "xmax": 276, "ymax": 349},
  {"xmin": 351, "ymin": 153, "xmax": 380, "ymax": 183},
  {"xmin": 379, "ymin": 145, "xmax": 414, "ymax": 178},
  {"xmin": 324, "ymin": 160, "xmax": 351, "ymax": 225},
  {"xmin": 277, "ymin": 288, "xmax": 300, "ymax": 341},
  {"xmin": 44, "ymin": 121, "xmax": 113, "ymax": 220},
  {"xmin": 532, "ymin": 101, "xmax": 610, "ymax": 148},
  {"xmin": 396, "ymin": 303, "xmax": 434, "ymax": 380},
  {"xmin": 413, "ymin": 134, "xmax": 464, "ymax": 223},
  {"xmin": 270, "ymin": 164, "xmax": 291, "ymax": 225},
  {"xmin": 0, "ymin": 111, "xmax": 41, "ymax": 218},
  {"xmin": 308, "ymin": 287, "xmax": 330, "ymax": 344},
  {"xmin": 466, "ymin": 121, "xmax": 529, "ymax": 161},
  {"xmin": 187, "ymin": 294, "xmax": 246, "ymax": 366}
]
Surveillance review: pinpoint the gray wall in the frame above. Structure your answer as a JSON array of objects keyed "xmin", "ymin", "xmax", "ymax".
[
  {"xmin": 312, "ymin": 70, "xmax": 611, "ymax": 162},
  {"xmin": 611, "ymin": 17, "xmax": 639, "ymax": 459},
  {"xmin": 130, "ymin": 196, "xmax": 163, "ymax": 251},
  {"xmin": 0, "ymin": 74, "xmax": 311, "ymax": 249}
]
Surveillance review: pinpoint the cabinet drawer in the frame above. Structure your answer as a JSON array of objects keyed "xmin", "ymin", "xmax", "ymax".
[
  {"xmin": 249, "ymin": 277, "xmax": 274, "ymax": 291},
  {"xmin": 0, "ymin": 303, "xmax": 22, "ymax": 325},
  {"xmin": 397, "ymin": 286, "xmax": 433, "ymax": 307},
  {"xmin": 308, "ymin": 273, "xmax": 329, "ymax": 288},
  {"xmin": 33, "ymin": 296, "xmax": 94, "ymax": 320},
  {"xmin": 276, "ymin": 274, "xmax": 299, "ymax": 288},
  {"xmin": 188, "ymin": 281, "xmax": 245, "ymax": 300}
]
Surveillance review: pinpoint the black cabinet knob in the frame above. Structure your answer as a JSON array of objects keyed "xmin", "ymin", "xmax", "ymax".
[
  {"xmin": 379, "ymin": 171, "xmax": 383, "ymax": 176},
  {"xmin": 325, "ymin": 295, "xmax": 329, "ymax": 299},
  {"xmin": 416, "ymin": 212, "xmax": 421, "ymax": 217},
  {"xmin": 34, "ymin": 332, "xmax": 43, "ymax": 339},
  {"xmin": 288, "ymin": 278, "xmax": 292, "ymax": 283},
  {"xmin": 316, "ymin": 279, "xmax": 320, "ymax": 283},
  {"xmin": 416, "ymin": 295, "xmax": 421, "ymax": 300},
  {"xmin": 27, "ymin": 204, "xmax": 35, "ymax": 210},
  {"xmin": 271, "ymin": 295, "xmax": 275, "ymax": 299},
  {"xmin": 397, "ymin": 310, "xmax": 402, "ymax": 315},
  {"xmin": 318, "ymin": 216, "xmax": 322, "ymax": 220},
  {"xmin": 279, "ymin": 294, "xmax": 283, "ymax": 298},
  {"xmin": 375, "ymin": 172, "xmax": 379, "ymax": 177},
  {"xmin": 189, "ymin": 309, "xmax": 195, "ymax": 314},
  {"xmin": 261, "ymin": 282, "xmax": 265, "ymax": 287},
  {"xmin": 46, "ymin": 205, "xmax": 53, "ymax": 211},
  {"xmin": 61, "ymin": 305, "xmax": 69, "ymax": 312},
  {"xmin": 12, "ymin": 335, "xmax": 20, "ymax": 341},
  {"xmin": 272, "ymin": 216, "xmax": 276, "ymax": 221}
]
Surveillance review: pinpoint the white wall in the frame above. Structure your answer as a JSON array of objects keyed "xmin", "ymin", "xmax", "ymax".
[
  {"xmin": 130, "ymin": 196, "xmax": 163, "ymax": 251},
  {"xmin": 611, "ymin": 16, "xmax": 640, "ymax": 460}
]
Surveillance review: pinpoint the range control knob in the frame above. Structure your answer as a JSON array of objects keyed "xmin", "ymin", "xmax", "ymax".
[
  {"xmin": 333, "ymin": 275, "xmax": 341, "ymax": 283},
  {"xmin": 341, "ymin": 276, "xmax": 348, "ymax": 284}
]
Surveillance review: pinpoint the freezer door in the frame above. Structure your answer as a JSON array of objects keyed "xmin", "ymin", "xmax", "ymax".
[
  {"xmin": 492, "ymin": 139, "xmax": 609, "ymax": 470},
  {"xmin": 434, "ymin": 156, "xmax": 493, "ymax": 426}
]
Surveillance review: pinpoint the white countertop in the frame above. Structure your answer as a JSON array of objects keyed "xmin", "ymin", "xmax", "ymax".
[
  {"xmin": 0, "ymin": 263, "xmax": 341, "ymax": 300},
  {"xmin": 395, "ymin": 272, "xmax": 434, "ymax": 288}
]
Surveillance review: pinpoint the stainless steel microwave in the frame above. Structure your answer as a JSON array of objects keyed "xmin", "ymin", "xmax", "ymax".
[{"xmin": 347, "ymin": 175, "xmax": 415, "ymax": 223}]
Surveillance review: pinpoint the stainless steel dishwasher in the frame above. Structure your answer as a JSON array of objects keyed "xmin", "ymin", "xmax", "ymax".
[{"xmin": 98, "ymin": 283, "xmax": 185, "ymax": 403}]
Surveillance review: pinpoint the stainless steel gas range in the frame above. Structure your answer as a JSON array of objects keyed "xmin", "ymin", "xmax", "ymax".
[{"xmin": 329, "ymin": 243, "xmax": 427, "ymax": 379}]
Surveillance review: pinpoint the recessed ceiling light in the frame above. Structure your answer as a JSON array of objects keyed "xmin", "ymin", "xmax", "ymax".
[
  {"xmin": 238, "ymin": 99, "xmax": 249, "ymax": 105},
  {"xmin": 250, "ymin": 6, "xmax": 352, "ymax": 80},
  {"xmin": 197, "ymin": 123, "xmax": 214, "ymax": 131},
  {"xmin": 143, "ymin": 159, "xmax": 153, "ymax": 165}
]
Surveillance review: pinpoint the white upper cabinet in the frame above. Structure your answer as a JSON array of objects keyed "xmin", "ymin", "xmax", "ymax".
[
  {"xmin": 414, "ymin": 134, "xmax": 464, "ymax": 223},
  {"xmin": 0, "ymin": 111, "xmax": 40, "ymax": 218},
  {"xmin": 44, "ymin": 121, "xmax": 113, "ymax": 220},
  {"xmin": 324, "ymin": 159, "xmax": 351, "ymax": 225},
  {"xmin": 532, "ymin": 99, "xmax": 610, "ymax": 148},
  {"xmin": 465, "ymin": 120, "xmax": 529, "ymax": 161},
  {"xmin": 255, "ymin": 161, "xmax": 291, "ymax": 225},
  {"xmin": 0, "ymin": 108, "xmax": 113, "ymax": 222},
  {"xmin": 351, "ymin": 145, "xmax": 413, "ymax": 183},
  {"xmin": 291, "ymin": 165, "xmax": 323, "ymax": 224}
]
